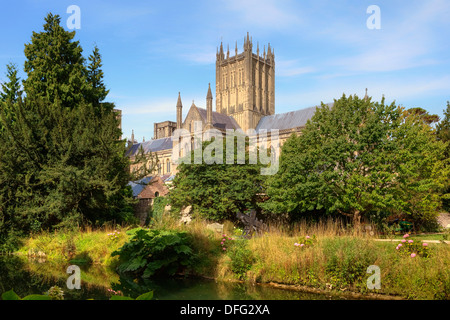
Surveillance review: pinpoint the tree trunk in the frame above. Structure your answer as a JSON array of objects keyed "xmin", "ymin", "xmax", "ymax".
[{"xmin": 353, "ymin": 210, "xmax": 361, "ymax": 232}]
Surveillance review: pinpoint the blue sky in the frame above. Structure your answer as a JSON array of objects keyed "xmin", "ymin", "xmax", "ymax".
[{"xmin": 1, "ymin": 0, "xmax": 449, "ymax": 141}]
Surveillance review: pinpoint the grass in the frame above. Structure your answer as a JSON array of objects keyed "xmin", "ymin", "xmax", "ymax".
[
  {"xmin": 13, "ymin": 217, "xmax": 450, "ymax": 300},
  {"xmin": 174, "ymin": 217, "xmax": 450, "ymax": 300},
  {"xmin": 389, "ymin": 234, "xmax": 447, "ymax": 241},
  {"xmin": 17, "ymin": 225, "xmax": 129, "ymax": 268}
]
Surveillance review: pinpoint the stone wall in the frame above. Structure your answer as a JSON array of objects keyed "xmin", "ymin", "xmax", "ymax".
[{"xmin": 134, "ymin": 198, "xmax": 153, "ymax": 225}]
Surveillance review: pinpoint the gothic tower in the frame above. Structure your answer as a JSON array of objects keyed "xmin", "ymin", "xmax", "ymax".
[{"xmin": 215, "ymin": 32, "xmax": 275, "ymax": 132}]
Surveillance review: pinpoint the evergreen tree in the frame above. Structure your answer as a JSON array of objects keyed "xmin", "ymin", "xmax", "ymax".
[
  {"xmin": 0, "ymin": 63, "xmax": 21, "ymax": 132},
  {"xmin": 0, "ymin": 13, "xmax": 135, "ymax": 249},
  {"xmin": 0, "ymin": 63, "xmax": 21, "ymax": 103},
  {"xmin": 87, "ymin": 46, "xmax": 109, "ymax": 104},
  {"xmin": 23, "ymin": 13, "xmax": 88, "ymax": 109}
]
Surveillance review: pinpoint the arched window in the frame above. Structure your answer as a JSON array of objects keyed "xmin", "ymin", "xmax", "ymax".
[{"xmin": 155, "ymin": 192, "xmax": 159, "ymax": 197}]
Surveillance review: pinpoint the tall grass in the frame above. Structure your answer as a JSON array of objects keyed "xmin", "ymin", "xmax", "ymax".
[
  {"xmin": 171, "ymin": 216, "xmax": 449, "ymax": 300},
  {"xmin": 15, "ymin": 216, "xmax": 450, "ymax": 299},
  {"xmin": 17, "ymin": 225, "xmax": 129, "ymax": 267}
]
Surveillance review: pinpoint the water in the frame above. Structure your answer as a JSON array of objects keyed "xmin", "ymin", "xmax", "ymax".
[{"xmin": 0, "ymin": 255, "xmax": 354, "ymax": 300}]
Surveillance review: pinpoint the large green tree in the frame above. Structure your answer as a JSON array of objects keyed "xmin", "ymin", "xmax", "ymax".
[
  {"xmin": 23, "ymin": 13, "xmax": 89, "ymax": 109},
  {"xmin": 436, "ymin": 101, "xmax": 450, "ymax": 211},
  {"xmin": 0, "ymin": 13, "xmax": 134, "ymax": 249},
  {"xmin": 169, "ymin": 136, "xmax": 266, "ymax": 222},
  {"xmin": 262, "ymin": 94, "xmax": 448, "ymax": 228}
]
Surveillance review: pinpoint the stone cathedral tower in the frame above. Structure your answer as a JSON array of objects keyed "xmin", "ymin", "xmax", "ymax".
[{"xmin": 215, "ymin": 33, "xmax": 275, "ymax": 132}]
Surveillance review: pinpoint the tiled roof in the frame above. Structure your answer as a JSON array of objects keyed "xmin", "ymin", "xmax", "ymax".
[
  {"xmin": 128, "ymin": 176, "xmax": 153, "ymax": 197},
  {"xmin": 255, "ymin": 103, "xmax": 333, "ymax": 132},
  {"xmin": 196, "ymin": 107, "xmax": 241, "ymax": 130},
  {"xmin": 126, "ymin": 137, "xmax": 173, "ymax": 157},
  {"xmin": 127, "ymin": 176, "xmax": 169, "ymax": 199}
]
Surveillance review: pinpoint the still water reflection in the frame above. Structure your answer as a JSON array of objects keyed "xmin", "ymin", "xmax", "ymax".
[{"xmin": 0, "ymin": 255, "xmax": 355, "ymax": 300}]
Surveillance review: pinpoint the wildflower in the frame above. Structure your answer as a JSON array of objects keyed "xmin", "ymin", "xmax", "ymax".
[
  {"xmin": 395, "ymin": 246, "xmax": 400, "ymax": 250},
  {"xmin": 223, "ymin": 247, "xmax": 226, "ymax": 251},
  {"xmin": 401, "ymin": 239, "xmax": 406, "ymax": 243},
  {"xmin": 305, "ymin": 236, "xmax": 310, "ymax": 239},
  {"xmin": 221, "ymin": 241, "xmax": 224, "ymax": 245},
  {"xmin": 300, "ymin": 244, "xmax": 305, "ymax": 247},
  {"xmin": 398, "ymin": 243, "xmax": 402, "ymax": 247},
  {"xmin": 422, "ymin": 243, "xmax": 428, "ymax": 247},
  {"xmin": 403, "ymin": 234, "xmax": 409, "ymax": 238},
  {"xmin": 410, "ymin": 253, "xmax": 416, "ymax": 258},
  {"xmin": 294, "ymin": 243, "xmax": 300, "ymax": 246},
  {"xmin": 408, "ymin": 240, "xmax": 413, "ymax": 243}
]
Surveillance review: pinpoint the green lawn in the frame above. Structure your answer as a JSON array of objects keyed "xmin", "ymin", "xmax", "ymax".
[{"xmin": 389, "ymin": 233, "xmax": 447, "ymax": 241}]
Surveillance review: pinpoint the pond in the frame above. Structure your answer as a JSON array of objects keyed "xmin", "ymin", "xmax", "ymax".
[{"xmin": 0, "ymin": 255, "xmax": 361, "ymax": 300}]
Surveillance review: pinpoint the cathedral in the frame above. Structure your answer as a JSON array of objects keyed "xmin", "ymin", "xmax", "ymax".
[{"xmin": 126, "ymin": 33, "xmax": 322, "ymax": 179}]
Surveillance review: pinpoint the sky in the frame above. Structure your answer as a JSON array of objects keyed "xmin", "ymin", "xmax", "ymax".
[{"xmin": 1, "ymin": 0, "xmax": 449, "ymax": 141}]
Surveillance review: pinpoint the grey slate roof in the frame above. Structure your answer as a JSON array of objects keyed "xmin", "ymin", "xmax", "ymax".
[
  {"xmin": 126, "ymin": 137, "xmax": 173, "ymax": 157},
  {"xmin": 128, "ymin": 176, "xmax": 153, "ymax": 197},
  {"xmin": 255, "ymin": 103, "xmax": 332, "ymax": 132},
  {"xmin": 196, "ymin": 107, "xmax": 241, "ymax": 130}
]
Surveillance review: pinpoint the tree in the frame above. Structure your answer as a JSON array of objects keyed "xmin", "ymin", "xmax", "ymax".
[
  {"xmin": 0, "ymin": 13, "xmax": 135, "ymax": 248},
  {"xmin": 23, "ymin": 13, "xmax": 88, "ymax": 109},
  {"xmin": 262, "ymin": 94, "xmax": 448, "ymax": 229},
  {"xmin": 436, "ymin": 102, "xmax": 450, "ymax": 158},
  {"xmin": 0, "ymin": 63, "xmax": 21, "ymax": 133},
  {"xmin": 169, "ymin": 136, "xmax": 265, "ymax": 222},
  {"xmin": 436, "ymin": 101, "xmax": 450, "ymax": 211},
  {"xmin": 86, "ymin": 45, "xmax": 111, "ymax": 114},
  {"xmin": 0, "ymin": 63, "xmax": 21, "ymax": 103},
  {"xmin": 405, "ymin": 107, "xmax": 440, "ymax": 125}
]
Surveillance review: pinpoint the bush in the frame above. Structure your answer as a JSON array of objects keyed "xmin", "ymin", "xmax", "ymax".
[
  {"xmin": 323, "ymin": 237, "xmax": 377, "ymax": 290},
  {"xmin": 149, "ymin": 196, "xmax": 168, "ymax": 224},
  {"xmin": 394, "ymin": 234, "xmax": 432, "ymax": 258},
  {"xmin": 226, "ymin": 239, "xmax": 255, "ymax": 280},
  {"xmin": 112, "ymin": 228, "xmax": 193, "ymax": 278}
]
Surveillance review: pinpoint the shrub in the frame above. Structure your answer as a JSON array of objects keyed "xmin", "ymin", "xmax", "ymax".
[
  {"xmin": 149, "ymin": 196, "xmax": 168, "ymax": 224},
  {"xmin": 294, "ymin": 235, "xmax": 316, "ymax": 248},
  {"xmin": 323, "ymin": 237, "xmax": 377, "ymax": 290},
  {"xmin": 395, "ymin": 234, "xmax": 432, "ymax": 258},
  {"xmin": 226, "ymin": 239, "xmax": 255, "ymax": 280},
  {"xmin": 220, "ymin": 233, "xmax": 234, "ymax": 251},
  {"xmin": 112, "ymin": 228, "xmax": 194, "ymax": 278}
]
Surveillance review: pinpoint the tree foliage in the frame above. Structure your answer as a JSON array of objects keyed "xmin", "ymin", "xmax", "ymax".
[
  {"xmin": 0, "ymin": 63, "xmax": 21, "ymax": 103},
  {"xmin": 436, "ymin": 101, "xmax": 450, "ymax": 211},
  {"xmin": 405, "ymin": 107, "xmax": 440, "ymax": 125},
  {"xmin": 169, "ymin": 136, "xmax": 266, "ymax": 222},
  {"xmin": 0, "ymin": 13, "xmax": 135, "ymax": 248},
  {"xmin": 262, "ymin": 94, "xmax": 448, "ymax": 228}
]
